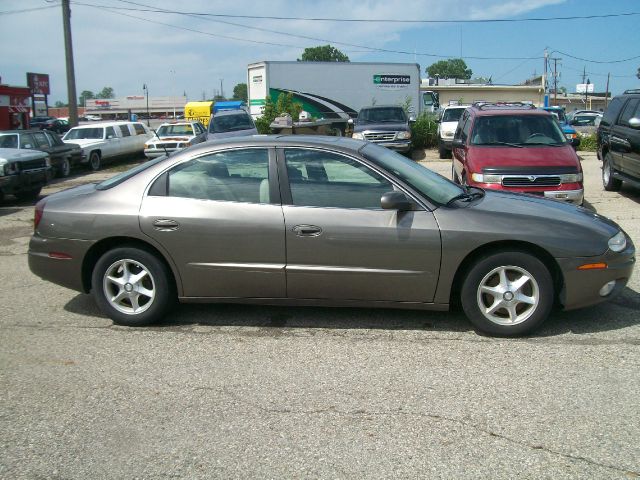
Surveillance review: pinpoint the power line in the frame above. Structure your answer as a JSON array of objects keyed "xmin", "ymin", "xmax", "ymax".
[
  {"xmin": 550, "ymin": 49, "xmax": 640, "ymax": 64},
  {"xmin": 62, "ymin": 4, "xmax": 640, "ymax": 24},
  {"xmin": 0, "ymin": 5, "xmax": 59, "ymax": 15},
  {"xmin": 74, "ymin": 1, "xmax": 543, "ymax": 61}
]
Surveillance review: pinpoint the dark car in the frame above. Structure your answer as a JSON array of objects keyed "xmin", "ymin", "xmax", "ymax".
[
  {"xmin": 350, "ymin": 105, "xmax": 413, "ymax": 154},
  {"xmin": 28, "ymin": 136, "xmax": 634, "ymax": 337},
  {"xmin": 207, "ymin": 109, "xmax": 258, "ymax": 140},
  {"xmin": 0, "ymin": 130, "xmax": 82, "ymax": 177},
  {"xmin": 29, "ymin": 116, "xmax": 57, "ymax": 129},
  {"xmin": 42, "ymin": 118, "xmax": 70, "ymax": 135},
  {"xmin": 452, "ymin": 103, "xmax": 584, "ymax": 205},
  {"xmin": 597, "ymin": 89, "xmax": 640, "ymax": 191},
  {"xmin": 0, "ymin": 148, "xmax": 51, "ymax": 201}
]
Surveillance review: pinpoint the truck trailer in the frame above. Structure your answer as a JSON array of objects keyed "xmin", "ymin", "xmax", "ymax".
[{"xmin": 247, "ymin": 61, "xmax": 439, "ymax": 132}]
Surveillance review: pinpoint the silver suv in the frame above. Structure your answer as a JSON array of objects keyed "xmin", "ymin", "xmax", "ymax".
[{"xmin": 207, "ymin": 110, "xmax": 258, "ymax": 140}]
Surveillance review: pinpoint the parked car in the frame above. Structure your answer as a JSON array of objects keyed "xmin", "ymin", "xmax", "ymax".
[
  {"xmin": 452, "ymin": 103, "xmax": 584, "ymax": 205},
  {"xmin": 597, "ymin": 89, "xmax": 640, "ymax": 191},
  {"xmin": 350, "ymin": 105, "xmax": 413, "ymax": 154},
  {"xmin": 28, "ymin": 136, "xmax": 634, "ymax": 337},
  {"xmin": 62, "ymin": 121, "xmax": 153, "ymax": 170},
  {"xmin": 437, "ymin": 105, "xmax": 468, "ymax": 158},
  {"xmin": 0, "ymin": 148, "xmax": 51, "ymax": 201},
  {"xmin": 29, "ymin": 116, "xmax": 56, "ymax": 129},
  {"xmin": 570, "ymin": 112, "xmax": 602, "ymax": 137},
  {"xmin": 41, "ymin": 118, "xmax": 70, "ymax": 135},
  {"xmin": 144, "ymin": 121, "xmax": 207, "ymax": 159},
  {"xmin": 542, "ymin": 106, "xmax": 580, "ymax": 149},
  {"xmin": 207, "ymin": 109, "xmax": 258, "ymax": 140},
  {"xmin": 0, "ymin": 130, "xmax": 81, "ymax": 177}
]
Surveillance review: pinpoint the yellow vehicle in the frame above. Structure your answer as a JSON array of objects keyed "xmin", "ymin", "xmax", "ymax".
[{"xmin": 184, "ymin": 101, "xmax": 213, "ymax": 127}]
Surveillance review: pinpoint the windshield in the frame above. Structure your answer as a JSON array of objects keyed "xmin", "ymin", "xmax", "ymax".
[
  {"xmin": 209, "ymin": 113, "xmax": 254, "ymax": 133},
  {"xmin": 0, "ymin": 134, "xmax": 19, "ymax": 149},
  {"xmin": 358, "ymin": 107, "xmax": 407, "ymax": 124},
  {"xmin": 157, "ymin": 124, "xmax": 194, "ymax": 137},
  {"xmin": 471, "ymin": 115, "xmax": 567, "ymax": 146},
  {"xmin": 361, "ymin": 143, "xmax": 464, "ymax": 205},
  {"xmin": 64, "ymin": 127, "xmax": 104, "ymax": 140},
  {"xmin": 96, "ymin": 156, "xmax": 167, "ymax": 190},
  {"xmin": 442, "ymin": 108, "xmax": 465, "ymax": 123}
]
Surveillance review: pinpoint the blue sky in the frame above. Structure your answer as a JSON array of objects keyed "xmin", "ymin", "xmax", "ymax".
[{"xmin": 1, "ymin": 0, "xmax": 638, "ymax": 103}]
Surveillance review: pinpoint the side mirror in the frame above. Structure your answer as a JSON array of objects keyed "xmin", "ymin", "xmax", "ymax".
[
  {"xmin": 107, "ymin": 135, "xmax": 114, "ymax": 139},
  {"xmin": 347, "ymin": 118, "xmax": 354, "ymax": 125},
  {"xmin": 452, "ymin": 138, "xmax": 465, "ymax": 149},
  {"xmin": 629, "ymin": 117, "xmax": 640, "ymax": 129},
  {"xmin": 24, "ymin": 143, "xmax": 33, "ymax": 149},
  {"xmin": 381, "ymin": 191, "xmax": 412, "ymax": 211},
  {"xmin": 408, "ymin": 115, "xmax": 416, "ymax": 123}
]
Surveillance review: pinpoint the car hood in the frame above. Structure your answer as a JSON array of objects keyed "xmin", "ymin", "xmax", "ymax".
[
  {"xmin": 354, "ymin": 122, "xmax": 408, "ymax": 133},
  {"xmin": 0, "ymin": 147, "xmax": 48, "ymax": 164},
  {"xmin": 467, "ymin": 145, "xmax": 581, "ymax": 172},
  {"xmin": 435, "ymin": 189, "xmax": 622, "ymax": 258},
  {"xmin": 62, "ymin": 139, "xmax": 104, "ymax": 148},
  {"xmin": 207, "ymin": 128, "xmax": 258, "ymax": 140},
  {"xmin": 439, "ymin": 121, "xmax": 459, "ymax": 134}
]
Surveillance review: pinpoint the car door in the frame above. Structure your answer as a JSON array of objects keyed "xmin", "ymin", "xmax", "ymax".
[
  {"xmin": 278, "ymin": 147, "xmax": 441, "ymax": 303},
  {"xmin": 102, "ymin": 126, "xmax": 121, "ymax": 159},
  {"xmin": 117, "ymin": 124, "xmax": 134, "ymax": 156},
  {"xmin": 139, "ymin": 147, "xmax": 286, "ymax": 298},
  {"xmin": 615, "ymin": 98, "xmax": 640, "ymax": 178},
  {"xmin": 452, "ymin": 111, "xmax": 471, "ymax": 180}
]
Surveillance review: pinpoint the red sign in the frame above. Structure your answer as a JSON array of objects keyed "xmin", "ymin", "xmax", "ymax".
[{"xmin": 26, "ymin": 72, "xmax": 50, "ymax": 95}]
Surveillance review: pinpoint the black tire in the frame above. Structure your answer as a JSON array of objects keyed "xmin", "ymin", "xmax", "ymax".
[
  {"xmin": 460, "ymin": 251, "xmax": 554, "ymax": 336},
  {"xmin": 15, "ymin": 187, "xmax": 42, "ymax": 201},
  {"xmin": 91, "ymin": 247, "xmax": 175, "ymax": 326},
  {"xmin": 89, "ymin": 151, "xmax": 101, "ymax": 171},
  {"xmin": 452, "ymin": 163, "xmax": 459, "ymax": 183},
  {"xmin": 438, "ymin": 145, "xmax": 447, "ymax": 159},
  {"xmin": 58, "ymin": 157, "xmax": 71, "ymax": 178},
  {"xmin": 602, "ymin": 152, "xmax": 622, "ymax": 192}
]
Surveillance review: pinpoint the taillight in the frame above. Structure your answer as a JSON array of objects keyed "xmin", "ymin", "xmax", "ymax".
[{"xmin": 34, "ymin": 199, "xmax": 46, "ymax": 230}]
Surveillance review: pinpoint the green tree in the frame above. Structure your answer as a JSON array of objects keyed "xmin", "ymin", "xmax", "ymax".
[
  {"xmin": 426, "ymin": 58, "xmax": 472, "ymax": 79},
  {"xmin": 54, "ymin": 100, "xmax": 67, "ymax": 108},
  {"xmin": 298, "ymin": 44, "xmax": 350, "ymax": 62},
  {"xmin": 254, "ymin": 92, "xmax": 303, "ymax": 134},
  {"xmin": 79, "ymin": 90, "xmax": 94, "ymax": 106},
  {"xmin": 232, "ymin": 83, "xmax": 248, "ymax": 102},
  {"xmin": 96, "ymin": 86, "xmax": 114, "ymax": 99}
]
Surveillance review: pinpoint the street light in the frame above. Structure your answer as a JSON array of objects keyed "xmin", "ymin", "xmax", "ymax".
[
  {"xmin": 170, "ymin": 70, "xmax": 176, "ymax": 119},
  {"xmin": 142, "ymin": 83, "xmax": 150, "ymax": 126}
]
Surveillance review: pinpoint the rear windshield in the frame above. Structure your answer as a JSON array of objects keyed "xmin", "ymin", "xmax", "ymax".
[
  {"xmin": 471, "ymin": 114, "xmax": 567, "ymax": 146},
  {"xmin": 96, "ymin": 156, "xmax": 166, "ymax": 190},
  {"xmin": 209, "ymin": 114, "xmax": 254, "ymax": 133}
]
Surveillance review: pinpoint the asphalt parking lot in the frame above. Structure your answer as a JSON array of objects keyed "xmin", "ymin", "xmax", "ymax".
[{"xmin": 1, "ymin": 151, "xmax": 639, "ymax": 479}]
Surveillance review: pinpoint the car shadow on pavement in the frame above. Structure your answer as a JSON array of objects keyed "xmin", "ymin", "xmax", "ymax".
[
  {"xmin": 619, "ymin": 186, "xmax": 640, "ymax": 203},
  {"xmin": 0, "ymin": 206, "xmax": 23, "ymax": 216},
  {"xmin": 64, "ymin": 287, "xmax": 640, "ymax": 337}
]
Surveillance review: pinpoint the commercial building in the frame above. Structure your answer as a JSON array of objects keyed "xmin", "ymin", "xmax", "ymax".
[
  {"xmin": 421, "ymin": 78, "xmax": 545, "ymax": 107},
  {"xmin": 0, "ymin": 83, "xmax": 32, "ymax": 130},
  {"xmin": 84, "ymin": 95, "xmax": 187, "ymax": 119}
]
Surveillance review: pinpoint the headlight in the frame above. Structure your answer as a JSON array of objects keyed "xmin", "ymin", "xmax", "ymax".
[
  {"xmin": 352, "ymin": 132, "xmax": 364, "ymax": 140},
  {"xmin": 471, "ymin": 173, "xmax": 501, "ymax": 184},
  {"xmin": 443, "ymin": 131, "xmax": 454, "ymax": 138},
  {"xmin": 144, "ymin": 143, "xmax": 152, "ymax": 149},
  {"xmin": 608, "ymin": 231, "xmax": 627, "ymax": 252},
  {"xmin": 45, "ymin": 157, "xmax": 51, "ymax": 167},
  {"xmin": 0, "ymin": 164, "xmax": 5, "ymax": 176},
  {"xmin": 565, "ymin": 133, "xmax": 577, "ymax": 140},
  {"xmin": 396, "ymin": 131, "xmax": 411, "ymax": 140},
  {"xmin": 560, "ymin": 173, "xmax": 583, "ymax": 183}
]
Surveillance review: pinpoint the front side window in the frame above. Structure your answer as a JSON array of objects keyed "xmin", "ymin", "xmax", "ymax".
[
  {"xmin": 0, "ymin": 134, "xmax": 19, "ymax": 149},
  {"xmin": 618, "ymin": 99, "xmax": 639, "ymax": 127},
  {"xmin": 19, "ymin": 134, "xmax": 35, "ymax": 149},
  {"xmin": 284, "ymin": 148, "xmax": 394, "ymax": 209},
  {"xmin": 602, "ymin": 97, "xmax": 625, "ymax": 127},
  {"xmin": 470, "ymin": 114, "xmax": 566, "ymax": 146},
  {"xmin": 168, "ymin": 148, "xmax": 270, "ymax": 203},
  {"xmin": 105, "ymin": 127, "xmax": 116, "ymax": 139}
]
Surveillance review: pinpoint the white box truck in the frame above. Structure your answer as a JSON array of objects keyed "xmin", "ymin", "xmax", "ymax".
[{"xmin": 247, "ymin": 61, "xmax": 439, "ymax": 130}]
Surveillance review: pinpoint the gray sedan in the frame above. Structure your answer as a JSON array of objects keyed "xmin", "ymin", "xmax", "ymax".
[{"xmin": 28, "ymin": 136, "xmax": 635, "ymax": 336}]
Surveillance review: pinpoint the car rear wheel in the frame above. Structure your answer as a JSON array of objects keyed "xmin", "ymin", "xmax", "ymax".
[
  {"xmin": 92, "ymin": 247, "xmax": 175, "ymax": 326},
  {"xmin": 89, "ymin": 151, "xmax": 101, "ymax": 171},
  {"xmin": 602, "ymin": 152, "xmax": 622, "ymax": 191},
  {"xmin": 460, "ymin": 251, "xmax": 553, "ymax": 336}
]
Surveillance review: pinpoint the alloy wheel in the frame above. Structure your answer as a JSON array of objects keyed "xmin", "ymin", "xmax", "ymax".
[{"xmin": 103, "ymin": 259, "xmax": 156, "ymax": 315}]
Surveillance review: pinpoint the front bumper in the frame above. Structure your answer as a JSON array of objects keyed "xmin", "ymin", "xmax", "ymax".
[
  {"xmin": 372, "ymin": 140, "xmax": 412, "ymax": 152},
  {"xmin": 558, "ymin": 237, "xmax": 635, "ymax": 310},
  {"xmin": 439, "ymin": 137, "xmax": 454, "ymax": 149},
  {"xmin": 0, "ymin": 168, "xmax": 50, "ymax": 195},
  {"xmin": 144, "ymin": 147, "xmax": 179, "ymax": 159}
]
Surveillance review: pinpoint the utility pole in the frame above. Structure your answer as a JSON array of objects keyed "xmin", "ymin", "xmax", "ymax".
[
  {"xmin": 543, "ymin": 49, "xmax": 548, "ymax": 107},
  {"xmin": 550, "ymin": 56, "xmax": 561, "ymax": 106},
  {"xmin": 220, "ymin": 79, "xmax": 224, "ymax": 99},
  {"xmin": 62, "ymin": 0, "xmax": 78, "ymax": 127},
  {"xmin": 605, "ymin": 72, "xmax": 610, "ymax": 109}
]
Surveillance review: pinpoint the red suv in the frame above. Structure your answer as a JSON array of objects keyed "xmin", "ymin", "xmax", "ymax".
[{"xmin": 451, "ymin": 103, "xmax": 584, "ymax": 205}]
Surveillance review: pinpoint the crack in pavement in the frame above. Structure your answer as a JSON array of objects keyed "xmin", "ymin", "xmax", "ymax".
[{"xmin": 216, "ymin": 390, "xmax": 640, "ymax": 477}]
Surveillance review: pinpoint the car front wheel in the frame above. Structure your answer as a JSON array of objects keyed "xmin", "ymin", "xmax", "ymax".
[
  {"xmin": 92, "ymin": 247, "xmax": 175, "ymax": 326},
  {"xmin": 460, "ymin": 251, "xmax": 554, "ymax": 336},
  {"xmin": 89, "ymin": 151, "xmax": 101, "ymax": 171}
]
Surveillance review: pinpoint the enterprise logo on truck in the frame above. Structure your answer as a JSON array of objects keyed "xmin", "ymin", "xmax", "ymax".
[{"xmin": 374, "ymin": 74, "xmax": 411, "ymax": 89}]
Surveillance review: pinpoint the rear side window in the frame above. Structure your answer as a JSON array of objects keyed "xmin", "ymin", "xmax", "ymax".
[
  {"xmin": 602, "ymin": 97, "xmax": 625, "ymax": 127},
  {"xmin": 133, "ymin": 123, "xmax": 146, "ymax": 135},
  {"xmin": 617, "ymin": 99, "xmax": 640, "ymax": 127},
  {"xmin": 119, "ymin": 125, "xmax": 131, "ymax": 137}
]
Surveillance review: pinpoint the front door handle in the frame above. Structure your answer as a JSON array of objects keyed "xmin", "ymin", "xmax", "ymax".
[
  {"xmin": 292, "ymin": 224, "xmax": 322, "ymax": 237},
  {"xmin": 152, "ymin": 219, "xmax": 179, "ymax": 231}
]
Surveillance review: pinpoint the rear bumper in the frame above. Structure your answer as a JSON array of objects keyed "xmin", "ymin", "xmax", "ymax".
[{"xmin": 472, "ymin": 182, "xmax": 584, "ymax": 205}]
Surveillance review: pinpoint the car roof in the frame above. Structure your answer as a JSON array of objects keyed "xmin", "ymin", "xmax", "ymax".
[
  {"xmin": 213, "ymin": 109, "xmax": 251, "ymax": 117},
  {"xmin": 473, "ymin": 108, "xmax": 549, "ymax": 117},
  {"xmin": 188, "ymin": 134, "xmax": 367, "ymax": 154},
  {"xmin": 0, "ymin": 129, "xmax": 48, "ymax": 135}
]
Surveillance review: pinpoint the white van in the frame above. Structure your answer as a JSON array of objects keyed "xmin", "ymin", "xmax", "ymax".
[{"xmin": 62, "ymin": 121, "xmax": 152, "ymax": 170}]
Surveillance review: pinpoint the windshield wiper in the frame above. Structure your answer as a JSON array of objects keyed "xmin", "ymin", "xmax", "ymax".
[{"xmin": 477, "ymin": 141, "xmax": 524, "ymax": 148}]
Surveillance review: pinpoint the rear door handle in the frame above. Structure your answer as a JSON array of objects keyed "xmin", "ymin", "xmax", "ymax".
[
  {"xmin": 152, "ymin": 219, "xmax": 179, "ymax": 231},
  {"xmin": 292, "ymin": 224, "xmax": 322, "ymax": 237}
]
